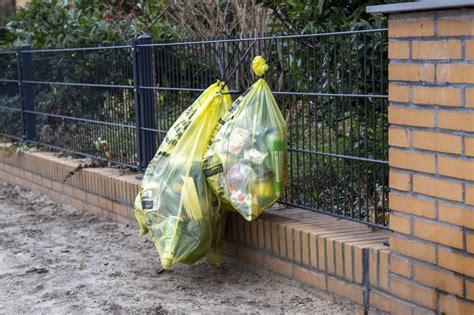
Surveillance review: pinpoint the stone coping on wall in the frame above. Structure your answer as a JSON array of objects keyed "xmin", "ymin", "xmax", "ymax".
[
  {"xmin": 0, "ymin": 143, "xmax": 435, "ymax": 313},
  {"xmin": 367, "ymin": 0, "xmax": 474, "ymax": 14}
]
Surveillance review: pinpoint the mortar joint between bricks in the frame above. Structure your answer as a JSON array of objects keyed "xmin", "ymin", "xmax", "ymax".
[
  {"xmin": 408, "ymin": 128, "xmax": 413, "ymax": 151},
  {"xmin": 462, "ymin": 276, "xmax": 467, "ymax": 299},
  {"xmin": 291, "ymin": 228, "xmax": 296, "ymax": 262},
  {"xmin": 323, "ymin": 237, "xmax": 328, "ymax": 289},
  {"xmin": 299, "ymin": 230, "xmax": 304, "ymax": 264},
  {"xmin": 362, "ymin": 248, "xmax": 371, "ymax": 311},
  {"xmin": 462, "ymin": 37, "xmax": 466, "ymax": 60},
  {"xmin": 392, "ymin": 81, "xmax": 474, "ymax": 88},
  {"xmin": 408, "ymin": 39, "xmax": 412, "ymax": 60},
  {"xmin": 376, "ymin": 250, "xmax": 381, "ymax": 289},
  {"xmin": 462, "ymin": 182, "xmax": 466, "ymax": 205},
  {"xmin": 340, "ymin": 240, "xmax": 345, "ymax": 280},
  {"xmin": 462, "ymin": 86, "xmax": 466, "ymax": 109},
  {"xmin": 435, "ymin": 291, "xmax": 440, "ymax": 314},
  {"xmin": 463, "ymin": 226, "xmax": 467, "ymax": 252}
]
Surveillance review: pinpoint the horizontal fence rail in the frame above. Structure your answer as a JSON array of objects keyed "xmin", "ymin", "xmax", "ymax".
[{"xmin": 0, "ymin": 29, "xmax": 389, "ymax": 227}]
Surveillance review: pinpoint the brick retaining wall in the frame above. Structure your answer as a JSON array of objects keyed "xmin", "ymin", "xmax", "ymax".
[
  {"xmin": 0, "ymin": 145, "xmax": 401, "ymax": 313},
  {"xmin": 386, "ymin": 8, "xmax": 474, "ymax": 313}
]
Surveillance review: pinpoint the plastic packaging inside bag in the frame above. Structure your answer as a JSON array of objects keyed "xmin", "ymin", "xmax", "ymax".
[
  {"xmin": 134, "ymin": 81, "xmax": 232, "ymax": 268},
  {"xmin": 203, "ymin": 57, "xmax": 288, "ymax": 221}
]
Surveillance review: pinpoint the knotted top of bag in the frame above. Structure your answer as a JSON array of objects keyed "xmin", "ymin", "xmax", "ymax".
[{"xmin": 252, "ymin": 56, "xmax": 269, "ymax": 76}]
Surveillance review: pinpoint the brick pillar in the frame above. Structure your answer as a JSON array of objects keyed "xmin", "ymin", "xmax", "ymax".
[{"xmin": 386, "ymin": 7, "xmax": 474, "ymax": 314}]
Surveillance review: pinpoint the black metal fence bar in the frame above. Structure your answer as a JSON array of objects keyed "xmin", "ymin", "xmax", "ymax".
[
  {"xmin": 24, "ymin": 44, "xmax": 133, "ymax": 53},
  {"xmin": 0, "ymin": 29, "xmax": 389, "ymax": 227},
  {"xmin": 137, "ymin": 85, "xmax": 388, "ymax": 98},
  {"xmin": 20, "ymin": 80, "xmax": 133, "ymax": 89},
  {"xmin": 0, "ymin": 79, "xmax": 20, "ymax": 83},
  {"xmin": 136, "ymin": 28, "xmax": 387, "ymax": 46},
  {"xmin": 134, "ymin": 35, "xmax": 157, "ymax": 168},
  {"xmin": 19, "ymin": 45, "xmax": 36, "ymax": 141}
]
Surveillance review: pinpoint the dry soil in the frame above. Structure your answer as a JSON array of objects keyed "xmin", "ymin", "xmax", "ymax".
[{"xmin": 0, "ymin": 181, "xmax": 356, "ymax": 314}]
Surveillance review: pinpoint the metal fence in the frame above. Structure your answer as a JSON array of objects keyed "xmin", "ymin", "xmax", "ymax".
[{"xmin": 0, "ymin": 29, "xmax": 389, "ymax": 227}]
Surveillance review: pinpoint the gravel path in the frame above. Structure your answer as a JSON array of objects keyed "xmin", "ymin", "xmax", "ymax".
[{"xmin": 0, "ymin": 181, "xmax": 356, "ymax": 314}]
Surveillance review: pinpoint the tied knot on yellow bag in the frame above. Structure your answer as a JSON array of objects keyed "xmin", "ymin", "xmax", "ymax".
[{"xmin": 252, "ymin": 56, "xmax": 269, "ymax": 76}]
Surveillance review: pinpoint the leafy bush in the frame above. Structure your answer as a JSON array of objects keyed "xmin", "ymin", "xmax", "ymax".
[
  {"xmin": 258, "ymin": 0, "xmax": 401, "ymax": 33},
  {"xmin": 0, "ymin": 0, "xmax": 391, "ymax": 224},
  {"xmin": 5, "ymin": 0, "xmax": 181, "ymax": 48},
  {"xmin": 1, "ymin": 0, "xmax": 182, "ymax": 164}
]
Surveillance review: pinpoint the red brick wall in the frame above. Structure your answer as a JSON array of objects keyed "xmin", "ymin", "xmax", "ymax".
[
  {"xmin": 388, "ymin": 8, "xmax": 474, "ymax": 313},
  {"xmin": 0, "ymin": 147, "xmax": 393, "ymax": 313}
]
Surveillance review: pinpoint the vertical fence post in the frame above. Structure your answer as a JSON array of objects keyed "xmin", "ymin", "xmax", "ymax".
[
  {"xmin": 17, "ymin": 44, "xmax": 36, "ymax": 141},
  {"xmin": 132, "ymin": 39, "xmax": 142, "ymax": 169},
  {"xmin": 133, "ymin": 35, "xmax": 156, "ymax": 170}
]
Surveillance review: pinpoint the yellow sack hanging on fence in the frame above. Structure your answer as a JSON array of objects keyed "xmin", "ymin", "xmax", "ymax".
[
  {"xmin": 134, "ymin": 81, "xmax": 232, "ymax": 268},
  {"xmin": 203, "ymin": 57, "xmax": 288, "ymax": 221}
]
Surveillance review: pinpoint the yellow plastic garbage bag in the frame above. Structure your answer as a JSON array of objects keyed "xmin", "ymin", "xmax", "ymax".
[
  {"xmin": 203, "ymin": 56, "xmax": 288, "ymax": 221},
  {"xmin": 134, "ymin": 81, "xmax": 232, "ymax": 268}
]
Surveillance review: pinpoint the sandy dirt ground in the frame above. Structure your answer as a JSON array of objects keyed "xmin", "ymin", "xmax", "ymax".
[{"xmin": 0, "ymin": 181, "xmax": 356, "ymax": 314}]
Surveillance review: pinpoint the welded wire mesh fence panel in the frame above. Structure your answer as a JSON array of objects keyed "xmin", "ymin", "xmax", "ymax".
[
  {"xmin": 0, "ymin": 29, "xmax": 388, "ymax": 227},
  {"xmin": 265, "ymin": 31, "xmax": 389, "ymax": 227},
  {"xmin": 22, "ymin": 46, "xmax": 137, "ymax": 167},
  {"xmin": 139, "ymin": 30, "xmax": 388, "ymax": 227},
  {"xmin": 147, "ymin": 43, "xmax": 219, "ymax": 135}
]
